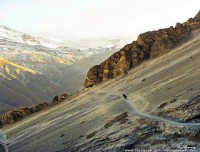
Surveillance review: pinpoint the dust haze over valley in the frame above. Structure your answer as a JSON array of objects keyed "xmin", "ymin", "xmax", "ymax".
[
  {"xmin": 0, "ymin": 0, "xmax": 200, "ymax": 152},
  {"xmin": 0, "ymin": 25, "xmax": 132, "ymax": 113}
]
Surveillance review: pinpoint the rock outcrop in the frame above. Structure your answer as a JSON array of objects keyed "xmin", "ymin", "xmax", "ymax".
[
  {"xmin": 51, "ymin": 93, "xmax": 69, "ymax": 104},
  {"xmin": 104, "ymin": 112, "xmax": 128, "ymax": 128},
  {"xmin": 0, "ymin": 92, "xmax": 70, "ymax": 128},
  {"xmin": 84, "ymin": 11, "xmax": 200, "ymax": 88},
  {"xmin": 0, "ymin": 103, "xmax": 49, "ymax": 128},
  {"xmin": 156, "ymin": 94, "xmax": 200, "ymax": 122}
]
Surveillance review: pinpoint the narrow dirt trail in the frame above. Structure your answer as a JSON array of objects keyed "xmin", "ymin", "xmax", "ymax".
[
  {"xmin": 7, "ymin": 90, "xmax": 200, "ymax": 147},
  {"xmin": 92, "ymin": 91, "xmax": 200, "ymax": 128}
]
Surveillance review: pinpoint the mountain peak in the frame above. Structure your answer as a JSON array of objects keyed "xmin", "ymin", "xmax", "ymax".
[{"xmin": 0, "ymin": 25, "xmax": 60, "ymax": 48}]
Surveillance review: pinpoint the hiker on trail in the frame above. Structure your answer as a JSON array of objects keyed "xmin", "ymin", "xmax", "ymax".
[
  {"xmin": 122, "ymin": 94, "xmax": 127, "ymax": 99},
  {"xmin": 0, "ymin": 130, "xmax": 8, "ymax": 152}
]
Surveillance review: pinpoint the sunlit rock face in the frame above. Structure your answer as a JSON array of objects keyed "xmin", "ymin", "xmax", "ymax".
[{"xmin": 84, "ymin": 11, "xmax": 200, "ymax": 88}]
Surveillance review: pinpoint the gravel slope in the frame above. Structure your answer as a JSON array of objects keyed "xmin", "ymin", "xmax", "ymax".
[{"xmin": 3, "ymin": 31, "xmax": 200, "ymax": 152}]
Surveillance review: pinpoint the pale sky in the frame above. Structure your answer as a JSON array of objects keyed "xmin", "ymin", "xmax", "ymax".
[{"xmin": 0, "ymin": 0, "xmax": 199, "ymax": 40}]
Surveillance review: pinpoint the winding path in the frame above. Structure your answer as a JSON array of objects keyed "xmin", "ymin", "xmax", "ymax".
[
  {"xmin": 7, "ymin": 90, "xmax": 200, "ymax": 147},
  {"xmin": 92, "ymin": 91, "xmax": 200, "ymax": 128}
]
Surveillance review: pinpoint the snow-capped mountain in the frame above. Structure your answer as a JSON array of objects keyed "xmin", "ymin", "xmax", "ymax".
[
  {"xmin": 0, "ymin": 25, "xmax": 60, "ymax": 48},
  {"xmin": 0, "ymin": 26, "xmax": 133, "ymax": 67},
  {"xmin": 0, "ymin": 25, "xmax": 96, "ymax": 65},
  {"xmin": 0, "ymin": 25, "xmax": 132, "ymax": 112}
]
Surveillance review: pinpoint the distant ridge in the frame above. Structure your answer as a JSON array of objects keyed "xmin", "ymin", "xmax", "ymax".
[
  {"xmin": 0, "ymin": 56, "xmax": 64, "ymax": 114},
  {"xmin": 84, "ymin": 11, "xmax": 200, "ymax": 88}
]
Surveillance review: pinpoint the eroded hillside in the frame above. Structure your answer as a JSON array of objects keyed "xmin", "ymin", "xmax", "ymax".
[{"xmin": 3, "ymin": 28, "xmax": 200, "ymax": 151}]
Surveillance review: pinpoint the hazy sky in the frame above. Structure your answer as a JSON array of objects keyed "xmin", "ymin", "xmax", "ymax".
[{"xmin": 0, "ymin": 0, "xmax": 199, "ymax": 39}]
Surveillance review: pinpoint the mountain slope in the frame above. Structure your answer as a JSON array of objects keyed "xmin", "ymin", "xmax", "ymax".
[
  {"xmin": 0, "ymin": 25, "xmax": 131, "ymax": 111},
  {"xmin": 84, "ymin": 11, "xmax": 200, "ymax": 88},
  {"xmin": 0, "ymin": 25, "xmax": 130, "ymax": 95},
  {"xmin": 3, "ymin": 28, "xmax": 200, "ymax": 151},
  {"xmin": 0, "ymin": 25, "xmax": 60, "ymax": 48},
  {"xmin": 57, "ymin": 46, "xmax": 121, "ymax": 93},
  {"xmin": 0, "ymin": 57, "xmax": 64, "ymax": 114}
]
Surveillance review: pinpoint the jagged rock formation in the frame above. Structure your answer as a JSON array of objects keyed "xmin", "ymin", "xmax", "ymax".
[
  {"xmin": 84, "ymin": 11, "xmax": 200, "ymax": 88},
  {"xmin": 0, "ymin": 93, "xmax": 70, "ymax": 128},
  {"xmin": 0, "ymin": 103, "xmax": 49, "ymax": 128}
]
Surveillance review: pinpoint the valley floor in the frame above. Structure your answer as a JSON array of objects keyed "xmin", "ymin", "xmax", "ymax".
[{"xmin": 3, "ymin": 31, "xmax": 200, "ymax": 152}]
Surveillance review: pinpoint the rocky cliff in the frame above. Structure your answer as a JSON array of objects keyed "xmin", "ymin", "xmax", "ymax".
[{"xmin": 84, "ymin": 11, "xmax": 200, "ymax": 88}]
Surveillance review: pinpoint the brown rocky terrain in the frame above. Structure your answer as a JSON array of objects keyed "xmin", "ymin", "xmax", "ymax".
[
  {"xmin": 84, "ymin": 11, "xmax": 200, "ymax": 88},
  {"xmin": 0, "ymin": 103, "xmax": 49, "ymax": 128},
  {"xmin": 156, "ymin": 94, "xmax": 200, "ymax": 122},
  {"xmin": 0, "ymin": 93, "xmax": 69, "ymax": 128},
  {"xmin": 2, "ymin": 28, "xmax": 200, "ymax": 151},
  {"xmin": 1, "ymin": 11, "xmax": 200, "ymax": 152}
]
